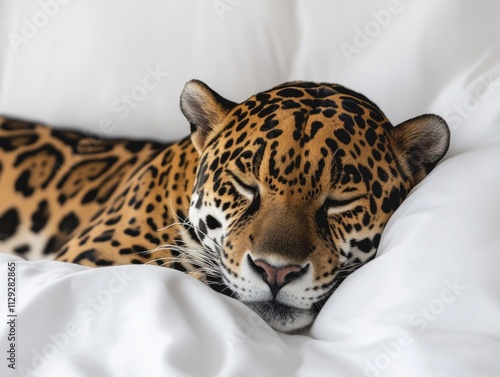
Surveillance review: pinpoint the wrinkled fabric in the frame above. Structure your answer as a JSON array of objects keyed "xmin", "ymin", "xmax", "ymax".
[{"xmin": 1, "ymin": 145, "xmax": 500, "ymax": 376}]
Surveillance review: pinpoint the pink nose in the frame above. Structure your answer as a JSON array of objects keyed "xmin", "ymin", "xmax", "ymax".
[{"xmin": 250, "ymin": 257, "xmax": 308, "ymax": 289}]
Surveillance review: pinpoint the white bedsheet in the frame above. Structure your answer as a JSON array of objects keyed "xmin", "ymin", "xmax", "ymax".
[
  {"xmin": 1, "ymin": 144, "xmax": 500, "ymax": 376},
  {"xmin": 1, "ymin": 0, "xmax": 500, "ymax": 376}
]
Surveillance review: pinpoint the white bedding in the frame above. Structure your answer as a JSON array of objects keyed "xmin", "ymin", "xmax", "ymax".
[{"xmin": 1, "ymin": 1, "xmax": 500, "ymax": 376}]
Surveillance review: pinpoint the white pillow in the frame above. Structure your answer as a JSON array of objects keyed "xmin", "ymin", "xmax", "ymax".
[{"xmin": 312, "ymin": 143, "xmax": 500, "ymax": 376}]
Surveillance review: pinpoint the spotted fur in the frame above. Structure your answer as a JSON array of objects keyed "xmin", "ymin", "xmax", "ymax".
[{"xmin": 0, "ymin": 81, "xmax": 449, "ymax": 332}]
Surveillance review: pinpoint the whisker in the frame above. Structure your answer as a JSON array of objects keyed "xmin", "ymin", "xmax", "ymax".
[
  {"xmin": 132, "ymin": 199, "xmax": 230, "ymax": 288},
  {"xmin": 161, "ymin": 200, "xmax": 225, "ymax": 254},
  {"xmin": 216, "ymin": 284, "xmax": 237, "ymax": 298}
]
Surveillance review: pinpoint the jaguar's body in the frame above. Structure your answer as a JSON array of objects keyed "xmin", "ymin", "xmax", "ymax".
[{"xmin": 0, "ymin": 81, "xmax": 449, "ymax": 332}]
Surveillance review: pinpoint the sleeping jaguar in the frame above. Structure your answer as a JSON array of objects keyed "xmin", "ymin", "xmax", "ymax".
[{"xmin": 0, "ymin": 80, "xmax": 450, "ymax": 332}]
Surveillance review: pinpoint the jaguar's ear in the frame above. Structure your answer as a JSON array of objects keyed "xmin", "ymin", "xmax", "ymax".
[
  {"xmin": 180, "ymin": 80, "xmax": 236, "ymax": 153},
  {"xmin": 389, "ymin": 114, "xmax": 450, "ymax": 185}
]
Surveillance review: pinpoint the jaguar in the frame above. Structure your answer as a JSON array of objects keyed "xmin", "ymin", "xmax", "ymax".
[{"xmin": 0, "ymin": 80, "xmax": 450, "ymax": 332}]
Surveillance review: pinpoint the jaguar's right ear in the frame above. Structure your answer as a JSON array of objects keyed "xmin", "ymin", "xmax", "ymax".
[{"xmin": 180, "ymin": 80, "xmax": 236, "ymax": 153}]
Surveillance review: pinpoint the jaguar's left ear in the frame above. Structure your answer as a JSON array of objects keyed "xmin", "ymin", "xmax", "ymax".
[
  {"xmin": 389, "ymin": 114, "xmax": 450, "ymax": 185},
  {"xmin": 180, "ymin": 80, "xmax": 236, "ymax": 153}
]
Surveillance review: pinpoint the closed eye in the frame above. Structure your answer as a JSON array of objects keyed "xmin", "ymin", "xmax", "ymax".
[
  {"xmin": 324, "ymin": 195, "xmax": 366, "ymax": 215},
  {"xmin": 227, "ymin": 170, "xmax": 258, "ymax": 200}
]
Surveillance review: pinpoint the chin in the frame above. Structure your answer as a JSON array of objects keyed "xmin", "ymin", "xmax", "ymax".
[{"xmin": 245, "ymin": 301, "xmax": 317, "ymax": 333}]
